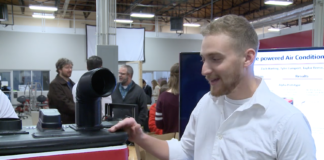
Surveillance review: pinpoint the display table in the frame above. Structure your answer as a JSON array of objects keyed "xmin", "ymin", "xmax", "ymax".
[{"xmin": 0, "ymin": 145, "xmax": 128, "ymax": 160}]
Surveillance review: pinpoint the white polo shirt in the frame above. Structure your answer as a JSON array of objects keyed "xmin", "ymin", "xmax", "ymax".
[
  {"xmin": 0, "ymin": 90, "xmax": 18, "ymax": 118},
  {"xmin": 167, "ymin": 78, "xmax": 316, "ymax": 160}
]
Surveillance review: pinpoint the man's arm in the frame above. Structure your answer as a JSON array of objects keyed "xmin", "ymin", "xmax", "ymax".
[
  {"xmin": 155, "ymin": 98, "xmax": 164, "ymax": 129},
  {"xmin": 276, "ymin": 112, "xmax": 316, "ymax": 160},
  {"xmin": 137, "ymin": 90, "xmax": 148, "ymax": 125},
  {"xmin": 49, "ymin": 83, "xmax": 75, "ymax": 114},
  {"xmin": 109, "ymin": 105, "xmax": 198, "ymax": 160}
]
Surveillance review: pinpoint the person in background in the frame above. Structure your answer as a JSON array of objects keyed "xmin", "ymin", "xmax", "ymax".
[
  {"xmin": 159, "ymin": 80, "xmax": 167, "ymax": 88},
  {"xmin": 48, "ymin": 58, "xmax": 75, "ymax": 124},
  {"xmin": 72, "ymin": 56, "xmax": 111, "ymax": 118},
  {"xmin": 155, "ymin": 63, "xmax": 179, "ymax": 134},
  {"xmin": 111, "ymin": 65, "xmax": 148, "ymax": 126},
  {"xmin": 0, "ymin": 90, "xmax": 18, "ymax": 118},
  {"xmin": 151, "ymin": 79, "xmax": 160, "ymax": 103},
  {"xmin": 109, "ymin": 14, "xmax": 316, "ymax": 160},
  {"xmin": 142, "ymin": 79, "xmax": 152, "ymax": 104},
  {"xmin": 148, "ymin": 85, "xmax": 168, "ymax": 135}
]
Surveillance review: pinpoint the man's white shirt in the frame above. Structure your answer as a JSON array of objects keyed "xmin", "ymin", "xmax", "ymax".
[
  {"xmin": 0, "ymin": 90, "xmax": 18, "ymax": 118},
  {"xmin": 167, "ymin": 77, "xmax": 316, "ymax": 160}
]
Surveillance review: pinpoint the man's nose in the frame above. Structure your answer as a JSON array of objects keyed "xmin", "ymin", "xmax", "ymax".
[{"xmin": 201, "ymin": 62, "xmax": 212, "ymax": 76}]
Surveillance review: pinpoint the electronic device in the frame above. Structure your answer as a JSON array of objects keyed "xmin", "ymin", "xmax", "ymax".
[{"xmin": 0, "ymin": 68, "xmax": 128, "ymax": 156}]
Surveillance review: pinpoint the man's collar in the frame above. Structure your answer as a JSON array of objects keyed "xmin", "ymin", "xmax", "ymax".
[{"xmin": 56, "ymin": 74, "xmax": 69, "ymax": 85}]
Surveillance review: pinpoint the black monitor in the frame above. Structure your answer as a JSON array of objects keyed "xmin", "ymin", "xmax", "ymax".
[
  {"xmin": 179, "ymin": 52, "xmax": 210, "ymax": 139},
  {"xmin": 106, "ymin": 103, "xmax": 138, "ymax": 122}
]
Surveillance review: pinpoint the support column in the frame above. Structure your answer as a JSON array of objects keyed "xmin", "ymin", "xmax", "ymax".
[
  {"xmin": 96, "ymin": 0, "xmax": 118, "ymax": 79},
  {"xmin": 313, "ymin": 0, "xmax": 324, "ymax": 47}
]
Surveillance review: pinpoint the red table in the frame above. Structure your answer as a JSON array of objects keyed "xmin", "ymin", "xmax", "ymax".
[{"xmin": 0, "ymin": 145, "xmax": 128, "ymax": 160}]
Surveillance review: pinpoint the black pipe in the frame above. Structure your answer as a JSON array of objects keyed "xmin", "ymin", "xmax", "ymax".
[{"xmin": 75, "ymin": 68, "xmax": 116, "ymax": 130}]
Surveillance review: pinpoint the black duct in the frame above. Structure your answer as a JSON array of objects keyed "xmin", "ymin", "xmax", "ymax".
[{"xmin": 74, "ymin": 68, "xmax": 116, "ymax": 130}]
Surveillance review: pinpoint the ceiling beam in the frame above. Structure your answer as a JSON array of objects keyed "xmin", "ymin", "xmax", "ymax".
[
  {"xmin": 181, "ymin": 0, "xmax": 221, "ymax": 17},
  {"xmin": 246, "ymin": 1, "xmax": 312, "ymax": 21},
  {"xmin": 18, "ymin": 0, "xmax": 25, "ymax": 14},
  {"xmin": 62, "ymin": 0, "xmax": 71, "ymax": 18},
  {"xmin": 124, "ymin": 0, "xmax": 145, "ymax": 13},
  {"xmin": 69, "ymin": 0, "xmax": 78, "ymax": 18},
  {"xmin": 54, "ymin": 0, "xmax": 60, "ymax": 16},
  {"xmin": 83, "ymin": 12, "xmax": 91, "ymax": 19},
  {"xmin": 213, "ymin": 0, "xmax": 254, "ymax": 17}
]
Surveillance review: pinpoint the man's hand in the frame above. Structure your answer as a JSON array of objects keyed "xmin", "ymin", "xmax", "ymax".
[
  {"xmin": 109, "ymin": 117, "xmax": 170, "ymax": 160},
  {"xmin": 108, "ymin": 117, "xmax": 144, "ymax": 142}
]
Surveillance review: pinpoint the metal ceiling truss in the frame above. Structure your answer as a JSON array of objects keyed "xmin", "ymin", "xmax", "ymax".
[{"xmin": 0, "ymin": 0, "xmax": 315, "ymax": 29}]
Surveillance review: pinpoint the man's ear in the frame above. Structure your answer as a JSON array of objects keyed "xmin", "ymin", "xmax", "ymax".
[{"xmin": 244, "ymin": 48, "xmax": 256, "ymax": 67}]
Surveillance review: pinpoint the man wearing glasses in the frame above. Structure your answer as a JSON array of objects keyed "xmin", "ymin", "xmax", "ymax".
[{"xmin": 111, "ymin": 65, "xmax": 148, "ymax": 127}]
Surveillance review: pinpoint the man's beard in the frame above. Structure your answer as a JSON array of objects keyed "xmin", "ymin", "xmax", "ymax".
[
  {"xmin": 61, "ymin": 72, "xmax": 71, "ymax": 79},
  {"xmin": 120, "ymin": 77, "xmax": 129, "ymax": 85},
  {"xmin": 208, "ymin": 66, "xmax": 241, "ymax": 97}
]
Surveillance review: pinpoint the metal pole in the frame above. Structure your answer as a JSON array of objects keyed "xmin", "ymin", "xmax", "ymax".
[
  {"xmin": 313, "ymin": 0, "xmax": 324, "ymax": 47},
  {"xmin": 211, "ymin": 0, "xmax": 213, "ymax": 20}
]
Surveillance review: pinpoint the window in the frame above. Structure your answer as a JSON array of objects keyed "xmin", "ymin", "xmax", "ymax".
[
  {"xmin": 13, "ymin": 70, "xmax": 49, "ymax": 91},
  {"xmin": 154, "ymin": 71, "xmax": 170, "ymax": 84}
]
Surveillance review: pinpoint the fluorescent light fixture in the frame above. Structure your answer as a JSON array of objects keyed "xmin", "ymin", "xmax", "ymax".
[
  {"xmin": 264, "ymin": 0, "xmax": 293, "ymax": 5},
  {"xmin": 130, "ymin": 13, "xmax": 154, "ymax": 18},
  {"xmin": 114, "ymin": 19, "xmax": 133, "ymax": 23},
  {"xmin": 29, "ymin": 5, "xmax": 58, "ymax": 11},
  {"xmin": 183, "ymin": 23, "xmax": 201, "ymax": 27},
  {"xmin": 32, "ymin": 13, "xmax": 55, "ymax": 19},
  {"xmin": 268, "ymin": 28, "xmax": 280, "ymax": 32}
]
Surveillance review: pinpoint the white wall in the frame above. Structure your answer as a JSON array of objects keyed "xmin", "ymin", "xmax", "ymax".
[
  {"xmin": 144, "ymin": 37, "xmax": 202, "ymax": 71},
  {"xmin": 0, "ymin": 31, "xmax": 87, "ymax": 82},
  {"xmin": 0, "ymin": 27, "xmax": 203, "ymax": 82}
]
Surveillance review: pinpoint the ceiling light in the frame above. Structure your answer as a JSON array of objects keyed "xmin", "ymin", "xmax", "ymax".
[
  {"xmin": 268, "ymin": 28, "xmax": 280, "ymax": 32},
  {"xmin": 264, "ymin": 0, "xmax": 293, "ymax": 6},
  {"xmin": 29, "ymin": 5, "xmax": 58, "ymax": 11},
  {"xmin": 32, "ymin": 13, "xmax": 55, "ymax": 19},
  {"xmin": 114, "ymin": 19, "xmax": 133, "ymax": 23},
  {"xmin": 183, "ymin": 23, "xmax": 201, "ymax": 27},
  {"xmin": 130, "ymin": 13, "xmax": 154, "ymax": 18}
]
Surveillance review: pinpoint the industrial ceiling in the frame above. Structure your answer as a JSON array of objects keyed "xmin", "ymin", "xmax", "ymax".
[{"xmin": 0, "ymin": 0, "xmax": 315, "ymax": 29}]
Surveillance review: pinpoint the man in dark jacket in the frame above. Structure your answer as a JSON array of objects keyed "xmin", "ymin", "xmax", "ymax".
[
  {"xmin": 47, "ymin": 58, "xmax": 75, "ymax": 124},
  {"xmin": 111, "ymin": 65, "xmax": 148, "ymax": 126},
  {"xmin": 142, "ymin": 79, "xmax": 152, "ymax": 104}
]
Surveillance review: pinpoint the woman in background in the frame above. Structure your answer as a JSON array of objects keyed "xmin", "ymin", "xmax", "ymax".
[
  {"xmin": 148, "ymin": 85, "xmax": 168, "ymax": 135},
  {"xmin": 151, "ymin": 80, "xmax": 160, "ymax": 103},
  {"xmin": 159, "ymin": 80, "xmax": 167, "ymax": 88},
  {"xmin": 155, "ymin": 63, "xmax": 179, "ymax": 134}
]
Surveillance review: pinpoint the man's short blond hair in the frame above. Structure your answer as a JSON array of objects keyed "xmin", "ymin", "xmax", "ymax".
[{"xmin": 201, "ymin": 14, "xmax": 259, "ymax": 54}]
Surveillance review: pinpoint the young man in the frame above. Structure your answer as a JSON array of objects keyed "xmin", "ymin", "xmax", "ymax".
[
  {"xmin": 109, "ymin": 14, "xmax": 316, "ymax": 159},
  {"xmin": 47, "ymin": 58, "xmax": 75, "ymax": 124}
]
